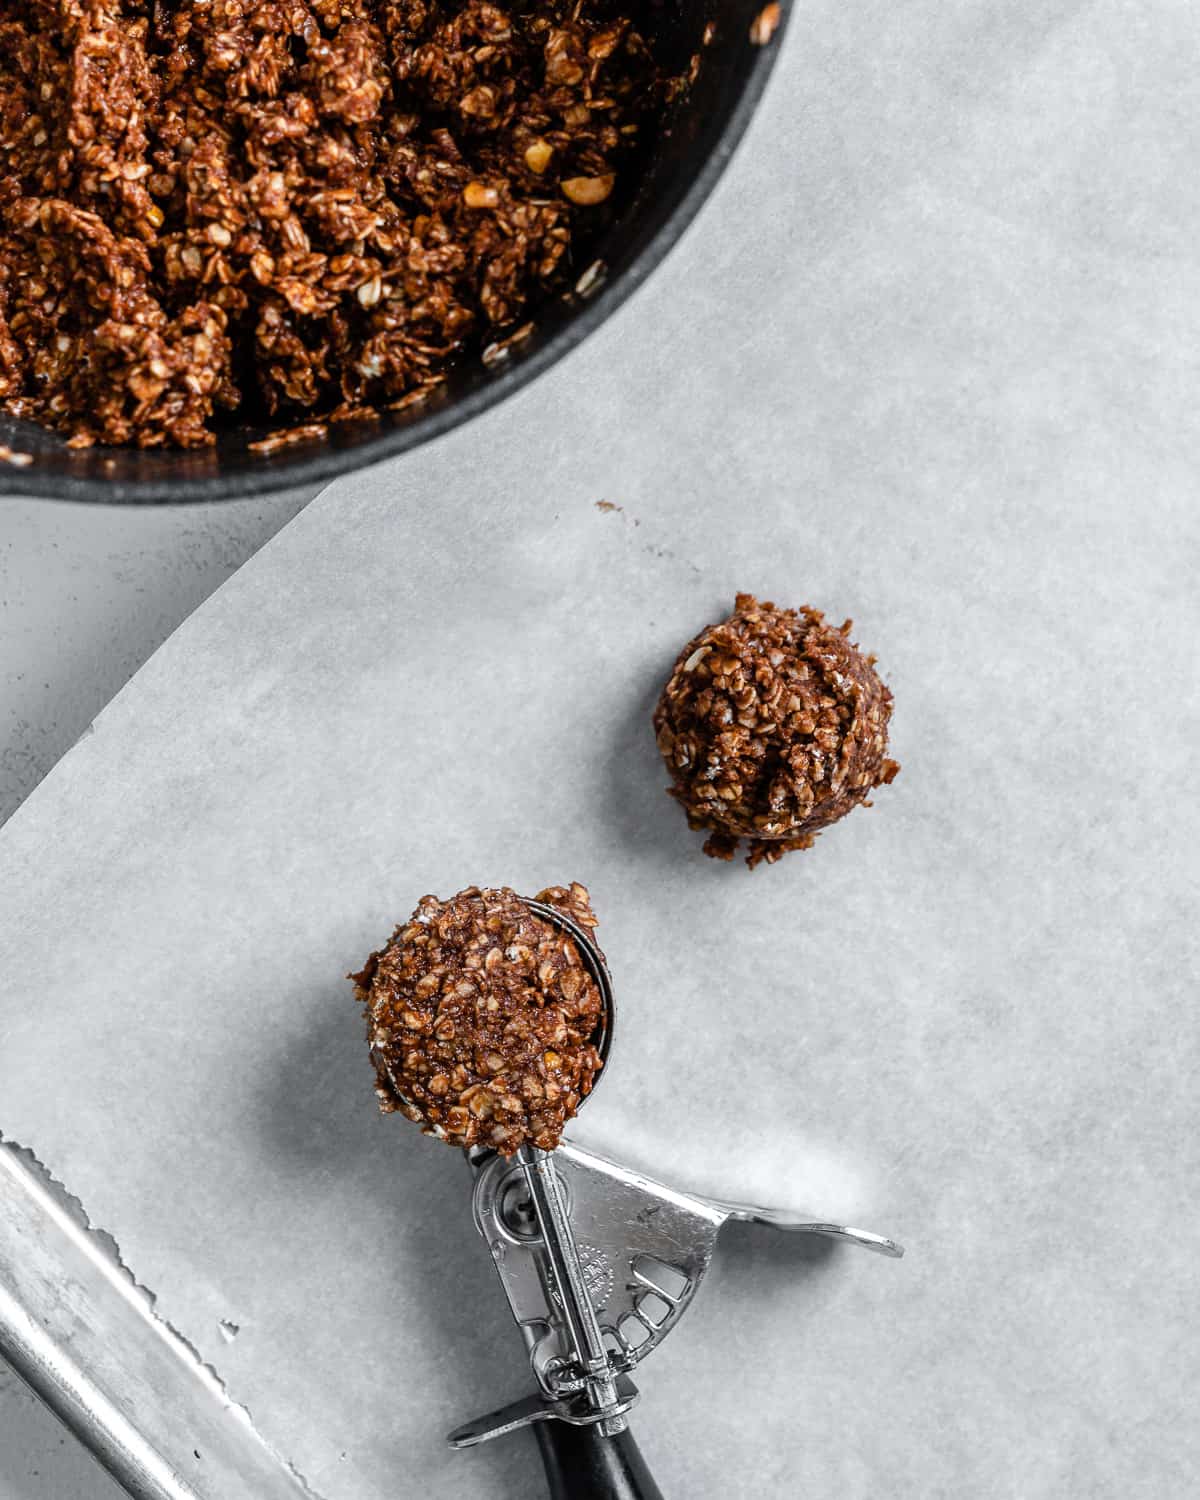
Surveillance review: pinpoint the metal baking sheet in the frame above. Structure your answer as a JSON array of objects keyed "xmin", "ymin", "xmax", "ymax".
[
  {"xmin": 0, "ymin": 1143, "xmax": 315, "ymax": 1500},
  {"xmin": 2, "ymin": 3, "xmax": 1199, "ymax": 1498}
]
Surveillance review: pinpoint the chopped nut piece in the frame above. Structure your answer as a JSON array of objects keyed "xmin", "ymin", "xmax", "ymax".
[
  {"xmin": 524, "ymin": 139, "xmax": 555, "ymax": 175},
  {"xmin": 562, "ymin": 174, "xmax": 616, "ymax": 206},
  {"xmin": 463, "ymin": 86, "xmax": 499, "ymax": 118},
  {"xmin": 353, "ymin": 884, "xmax": 605, "ymax": 1155},
  {"xmin": 463, "ymin": 182, "xmax": 501, "ymax": 210},
  {"xmin": 749, "ymin": 2, "xmax": 782, "ymax": 45}
]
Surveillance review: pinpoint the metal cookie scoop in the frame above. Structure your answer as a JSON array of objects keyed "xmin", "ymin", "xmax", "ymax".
[{"xmin": 447, "ymin": 898, "xmax": 903, "ymax": 1500}]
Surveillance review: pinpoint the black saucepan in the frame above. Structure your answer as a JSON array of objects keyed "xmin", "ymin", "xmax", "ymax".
[{"xmin": 0, "ymin": 1, "xmax": 786, "ymax": 504}]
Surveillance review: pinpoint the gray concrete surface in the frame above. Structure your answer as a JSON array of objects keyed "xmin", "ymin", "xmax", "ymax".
[
  {"xmin": 0, "ymin": 491, "xmax": 316, "ymax": 1497},
  {"xmin": 0, "ymin": 1364, "xmax": 124, "ymax": 1500},
  {"xmin": 0, "ymin": 494, "xmax": 315, "ymax": 828}
]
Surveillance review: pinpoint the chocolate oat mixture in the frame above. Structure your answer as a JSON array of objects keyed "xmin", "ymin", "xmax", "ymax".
[
  {"xmin": 0, "ymin": 0, "xmax": 670, "ymax": 448},
  {"xmin": 654, "ymin": 593, "xmax": 900, "ymax": 867},
  {"xmin": 354, "ymin": 883, "xmax": 604, "ymax": 1155}
]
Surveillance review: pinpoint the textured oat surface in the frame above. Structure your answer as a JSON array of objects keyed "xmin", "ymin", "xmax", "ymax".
[
  {"xmin": 356, "ymin": 883, "xmax": 604, "ymax": 1153},
  {"xmin": 0, "ymin": 0, "xmax": 667, "ymax": 449},
  {"xmin": 654, "ymin": 592, "xmax": 898, "ymax": 866}
]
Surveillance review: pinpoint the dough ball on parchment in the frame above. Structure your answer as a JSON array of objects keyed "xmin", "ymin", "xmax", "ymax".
[{"xmin": 654, "ymin": 593, "xmax": 899, "ymax": 868}]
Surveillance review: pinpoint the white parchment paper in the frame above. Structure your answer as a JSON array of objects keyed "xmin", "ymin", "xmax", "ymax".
[{"xmin": 2, "ymin": 2, "xmax": 1199, "ymax": 1497}]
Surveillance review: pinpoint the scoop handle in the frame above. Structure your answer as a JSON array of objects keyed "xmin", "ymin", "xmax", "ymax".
[{"xmin": 534, "ymin": 1419, "xmax": 665, "ymax": 1500}]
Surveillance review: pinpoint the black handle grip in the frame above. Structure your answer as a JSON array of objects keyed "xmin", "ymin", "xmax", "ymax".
[{"xmin": 534, "ymin": 1420, "xmax": 665, "ymax": 1500}]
